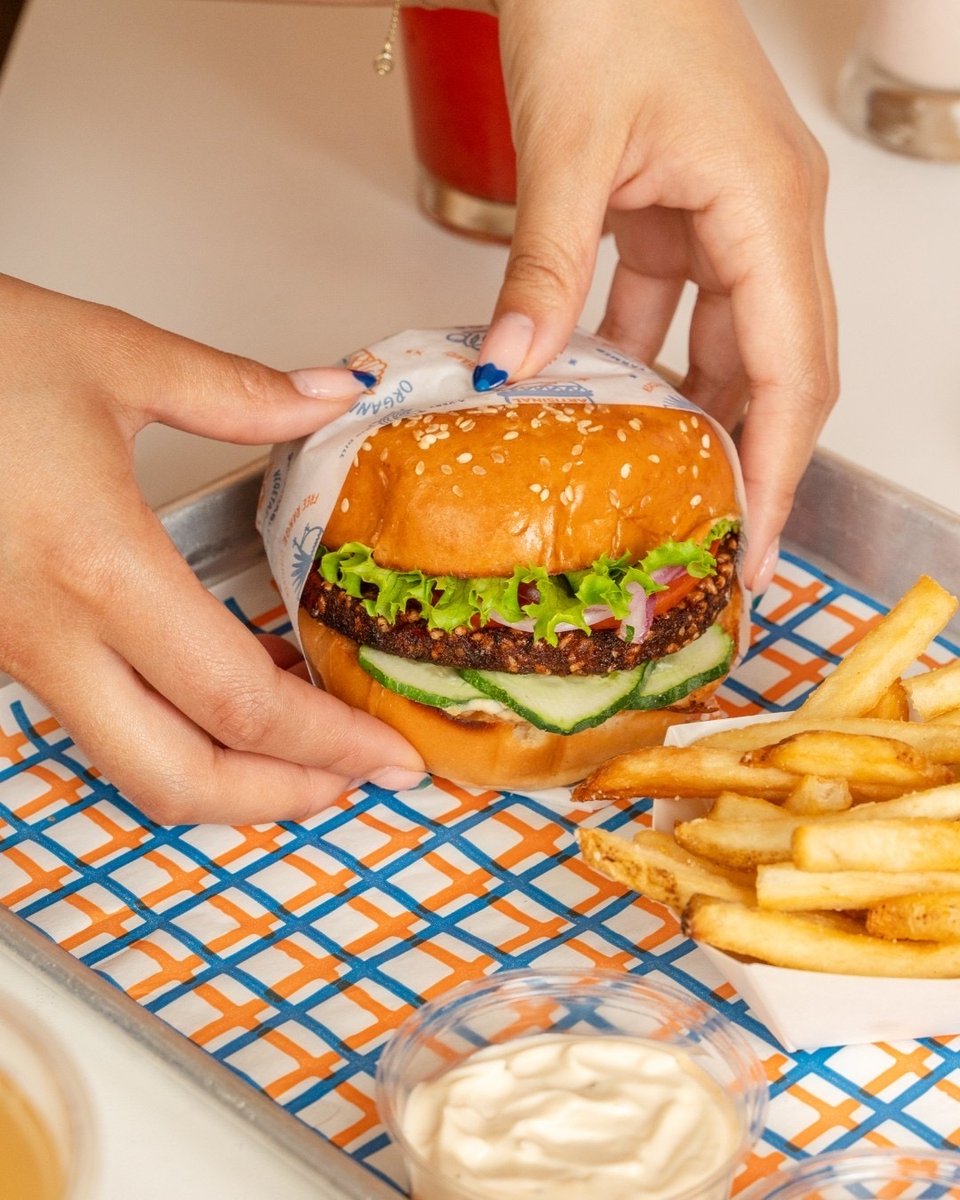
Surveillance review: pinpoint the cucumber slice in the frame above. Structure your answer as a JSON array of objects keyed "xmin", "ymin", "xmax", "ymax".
[
  {"xmin": 358, "ymin": 646, "xmax": 487, "ymax": 707},
  {"xmin": 627, "ymin": 623, "xmax": 733, "ymax": 710},
  {"xmin": 462, "ymin": 664, "xmax": 649, "ymax": 735}
]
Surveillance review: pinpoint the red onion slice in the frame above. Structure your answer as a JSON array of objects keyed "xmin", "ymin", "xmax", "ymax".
[{"xmin": 623, "ymin": 583, "xmax": 655, "ymax": 644}]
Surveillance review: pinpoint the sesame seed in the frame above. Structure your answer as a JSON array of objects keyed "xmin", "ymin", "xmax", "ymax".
[
  {"xmin": 530, "ymin": 484, "xmax": 542, "ymax": 494},
  {"xmin": 379, "ymin": 449, "xmax": 389, "ymax": 462},
  {"xmin": 701, "ymin": 433, "xmax": 712, "ymax": 449},
  {"xmin": 692, "ymin": 465, "xmax": 700, "ymax": 478},
  {"xmin": 691, "ymin": 494, "xmax": 703, "ymax": 507},
  {"xmin": 456, "ymin": 451, "xmax": 473, "ymax": 464},
  {"xmin": 588, "ymin": 424, "xmax": 603, "ymax": 433},
  {"xmin": 491, "ymin": 451, "xmax": 505, "ymax": 464},
  {"xmin": 677, "ymin": 465, "xmax": 687, "ymax": 475},
  {"xmin": 691, "ymin": 416, "xmax": 700, "ymax": 429},
  {"xmin": 539, "ymin": 455, "xmax": 551, "ymax": 468},
  {"xmin": 608, "ymin": 489, "xmax": 621, "ymax": 509},
  {"xmin": 441, "ymin": 464, "xmax": 453, "ymax": 475},
  {"xmin": 620, "ymin": 463, "xmax": 631, "ymax": 479},
  {"xmin": 362, "ymin": 440, "xmax": 373, "ymax": 452},
  {"xmin": 539, "ymin": 488, "xmax": 550, "ymax": 502},
  {"xmin": 571, "ymin": 443, "xmax": 584, "ymax": 456},
  {"xmin": 415, "ymin": 460, "xmax": 425, "ymax": 476},
  {"xmin": 460, "ymin": 419, "xmax": 476, "ymax": 432},
  {"xmin": 531, "ymin": 418, "xmax": 542, "ymax": 429},
  {"xmin": 680, "ymin": 420, "xmax": 689, "ymax": 433},
  {"xmin": 340, "ymin": 498, "xmax": 349, "ymax": 513},
  {"xmin": 629, "ymin": 418, "xmax": 642, "ymax": 432},
  {"xmin": 452, "ymin": 484, "xmax": 464, "ymax": 498},
  {"xmin": 700, "ymin": 449, "xmax": 711, "ymax": 459},
  {"xmin": 616, "ymin": 429, "xmax": 627, "ymax": 442},
  {"xmin": 503, "ymin": 430, "xmax": 520, "ymax": 441},
  {"xmin": 420, "ymin": 434, "xmax": 437, "ymax": 448},
  {"xmin": 472, "ymin": 465, "xmax": 486, "ymax": 476},
  {"xmin": 561, "ymin": 461, "xmax": 573, "ymax": 473},
  {"xmin": 648, "ymin": 454, "xmax": 661, "ymax": 464},
  {"xmin": 562, "ymin": 485, "xmax": 575, "ymax": 503}
]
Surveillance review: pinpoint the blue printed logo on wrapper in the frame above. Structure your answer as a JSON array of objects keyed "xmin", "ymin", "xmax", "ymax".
[{"xmin": 255, "ymin": 327, "xmax": 750, "ymax": 650}]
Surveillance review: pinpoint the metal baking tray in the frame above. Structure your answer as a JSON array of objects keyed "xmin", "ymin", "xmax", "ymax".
[{"xmin": 2, "ymin": 446, "xmax": 959, "ymax": 1197}]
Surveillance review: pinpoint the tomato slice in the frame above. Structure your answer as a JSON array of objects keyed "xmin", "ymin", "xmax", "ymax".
[
  {"xmin": 652, "ymin": 571, "xmax": 701, "ymax": 617},
  {"xmin": 651, "ymin": 542, "xmax": 720, "ymax": 618},
  {"xmin": 587, "ymin": 616, "xmax": 621, "ymax": 631}
]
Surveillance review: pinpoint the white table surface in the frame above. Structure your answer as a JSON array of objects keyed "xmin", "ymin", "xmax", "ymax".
[{"xmin": 1, "ymin": 1, "xmax": 958, "ymax": 1196}]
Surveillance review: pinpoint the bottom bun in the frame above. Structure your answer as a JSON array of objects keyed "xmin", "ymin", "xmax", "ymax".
[{"xmin": 298, "ymin": 613, "xmax": 733, "ymax": 791}]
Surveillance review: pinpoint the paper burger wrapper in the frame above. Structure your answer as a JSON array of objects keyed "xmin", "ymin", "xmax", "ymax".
[
  {"xmin": 657, "ymin": 717, "xmax": 960, "ymax": 1052},
  {"xmin": 256, "ymin": 327, "xmax": 750, "ymax": 648}
]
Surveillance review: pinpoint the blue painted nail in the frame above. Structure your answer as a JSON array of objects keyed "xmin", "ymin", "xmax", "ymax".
[
  {"xmin": 352, "ymin": 369, "xmax": 377, "ymax": 389},
  {"xmin": 472, "ymin": 362, "xmax": 509, "ymax": 392}
]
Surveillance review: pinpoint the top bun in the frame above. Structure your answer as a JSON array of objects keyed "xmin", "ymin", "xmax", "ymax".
[{"xmin": 322, "ymin": 402, "xmax": 738, "ymax": 578}]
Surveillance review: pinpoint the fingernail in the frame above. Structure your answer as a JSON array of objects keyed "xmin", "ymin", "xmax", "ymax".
[
  {"xmin": 752, "ymin": 538, "xmax": 780, "ymax": 599},
  {"xmin": 367, "ymin": 767, "xmax": 430, "ymax": 791},
  {"xmin": 473, "ymin": 313, "xmax": 535, "ymax": 392},
  {"xmin": 288, "ymin": 367, "xmax": 367, "ymax": 399}
]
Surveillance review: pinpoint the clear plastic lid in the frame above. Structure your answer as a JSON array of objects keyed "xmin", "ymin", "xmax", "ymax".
[{"xmin": 739, "ymin": 1148, "xmax": 960, "ymax": 1200}]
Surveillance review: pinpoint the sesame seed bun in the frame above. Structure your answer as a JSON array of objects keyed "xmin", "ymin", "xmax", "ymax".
[{"xmin": 322, "ymin": 403, "xmax": 738, "ymax": 577}]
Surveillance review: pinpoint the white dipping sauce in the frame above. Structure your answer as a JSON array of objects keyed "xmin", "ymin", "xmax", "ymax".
[{"xmin": 400, "ymin": 1033, "xmax": 742, "ymax": 1199}]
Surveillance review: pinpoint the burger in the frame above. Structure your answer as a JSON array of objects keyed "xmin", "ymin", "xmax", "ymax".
[{"xmin": 297, "ymin": 400, "xmax": 743, "ymax": 790}]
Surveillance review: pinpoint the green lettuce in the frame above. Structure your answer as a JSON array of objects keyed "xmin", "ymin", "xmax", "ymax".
[{"xmin": 318, "ymin": 517, "xmax": 739, "ymax": 646}]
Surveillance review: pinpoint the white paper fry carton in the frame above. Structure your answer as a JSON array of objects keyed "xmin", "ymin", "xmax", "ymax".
[{"xmin": 657, "ymin": 716, "xmax": 960, "ymax": 1052}]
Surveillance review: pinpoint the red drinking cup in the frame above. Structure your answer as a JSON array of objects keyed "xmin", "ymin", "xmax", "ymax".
[{"xmin": 400, "ymin": 7, "xmax": 517, "ymax": 241}]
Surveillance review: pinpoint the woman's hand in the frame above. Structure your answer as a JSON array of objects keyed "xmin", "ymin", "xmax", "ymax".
[
  {"xmin": 0, "ymin": 275, "xmax": 424, "ymax": 824},
  {"xmin": 477, "ymin": 0, "xmax": 838, "ymax": 591}
]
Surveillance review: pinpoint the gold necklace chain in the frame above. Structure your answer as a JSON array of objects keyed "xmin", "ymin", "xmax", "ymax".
[{"xmin": 373, "ymin": 0, "xmax": 402, "ymax": 75}]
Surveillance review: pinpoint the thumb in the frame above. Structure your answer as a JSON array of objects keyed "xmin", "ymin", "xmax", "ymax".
[
  {"xmin": 93, "ymin": 305, "xmax": 371, "ymax": 445},
  {"xmin": 474, "ymin": 170, "xmax": 607, "ymax": 393},
  {"xmin": 472, "ymin": 5, "xmax": 617, "ymax": 392}
]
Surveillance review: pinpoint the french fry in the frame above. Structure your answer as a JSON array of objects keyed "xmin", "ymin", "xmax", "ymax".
[
  {"xmin": 683, "ymin": 894, "xmax": 960, "ymax": 978},
  {"xmin": 833, "ymin": 783, "xmax": 960, "ymax": 821},
  {"xmin": 865, "ymin": 679, "xmax": 910, "ymax": 722},
  {"xmin": 866, "ymin": 891, "xmax": 960, "ymax": 943},
  {"xmin": 743, "ymin": 730, "xmax": 953, "ymax": 794},
  {"xmin": 708, "ymin": 792, "xmax": 790, "ymax": 822},
  {"xmin": 696, "ymin": 716, "xmax": 960, "ymax": 764},
  {"xmin": 797, "ymin": 575, "xmax": 958, "ymax": 718},
  {"xmin": 755, "ymin": 862, "xmax": 960, "ymax": 910},
  {"xmin": 571, "ymin": 746, "xmax": 802, "ymax": 804},
  {"xmin": 902, "ymin": 660, "xmax": 960, "ymax": 721},
  {"xmin": 793, "ymin": 818, "xmax": 960, "ymax": 873},
  {"xmin": 696, "ymin": 715, "xmax": 960, "ymax": 763},
  {"xmin": 576, "ymin": 827, "xmax": 755, "ymax": 910},
  {"xmin": 782, "ymin": 774, "xmax": 852, "ymax": 815},
  {"xmin": 674, "ymin": 815, "xmax": 800, "ymax": 868}
]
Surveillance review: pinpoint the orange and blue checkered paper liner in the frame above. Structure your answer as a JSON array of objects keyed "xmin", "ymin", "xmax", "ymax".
[{"xmin": 1, "ymin": 551, "xmax": 958, "ymax": 1193}]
